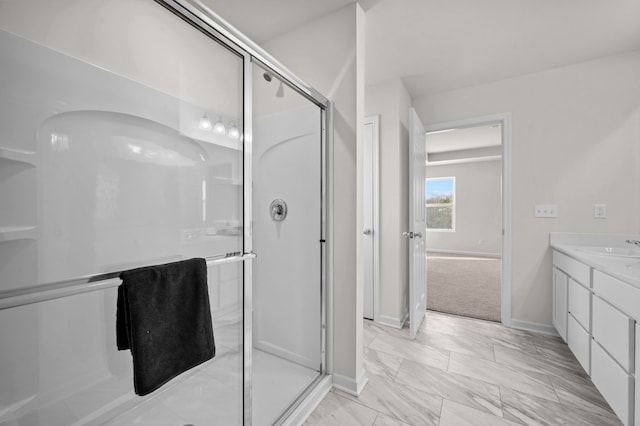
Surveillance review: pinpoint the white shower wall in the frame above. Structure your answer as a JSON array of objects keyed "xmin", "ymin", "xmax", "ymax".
[{"xmin": 253, "ymin": 105, "xmax": 322, "ymax": 370}]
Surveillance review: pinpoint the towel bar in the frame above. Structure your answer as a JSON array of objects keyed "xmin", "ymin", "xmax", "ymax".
[{"xmin": 0, "ymin": 252, "xmax": 256, "ymax": 310}]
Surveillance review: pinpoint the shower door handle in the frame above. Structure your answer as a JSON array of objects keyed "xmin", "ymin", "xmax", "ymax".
[{"xmin": 402, "ymin": 231, "xmax": 414, "ymax": 239}]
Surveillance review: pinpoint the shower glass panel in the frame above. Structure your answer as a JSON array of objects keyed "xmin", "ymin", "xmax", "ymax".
[
  {"xmin": 0, "ymin": 0, "xmax": 244, "ymax": 424},
  {"xmin": 251, "ymin": 64, "xmax": 324, "ymax": 425}
]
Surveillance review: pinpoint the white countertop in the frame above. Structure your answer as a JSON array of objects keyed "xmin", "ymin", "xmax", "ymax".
[{"xmin": 550, "ymin": 232, "xmax": 640, "ymax": 288}]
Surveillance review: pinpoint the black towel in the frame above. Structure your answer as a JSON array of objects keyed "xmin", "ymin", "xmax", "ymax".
[{"xmin": 116, "ymin": 258, "xmax": 215, "ymax": 396}]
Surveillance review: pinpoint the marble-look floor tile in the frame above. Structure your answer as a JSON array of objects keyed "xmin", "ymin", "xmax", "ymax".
[
  {"xmin": 395, "ymin": 359, "xmax": 503, "ymax": 417},
  {"xmin": 453, "ymin": 316, "xmax": 530, "ymax": 337},
  {"xmin": 416, "ymin": 327, "xmax": 495, "ymax": 361},
  {"xmin": 364, "ymin": 323, "xmax": 378, "ymax": 348},
  {"xmin": 336, "ymin": 374, "xmax": 442, "ymax": 426},
  {"xmin": 534, "ymin": 340, "xmax": 574, "ymax": 357},
  {"xmin": 364, "ymin": 347, "xmax": 403, "ymax": 381},
  {"xmin": 448, "ymin": 352, "xmax": 558, "ymax": 402},
  {"xmin": 368, "ymin": 333, "xmax": 450, "ymax": 370},
  {"xmin": 304, "ymin": 392, "xmax": 377, "ymax": 426},
  {"xmin": 455, "ymin": 325, "xmax": 538, "ymax": 354},
  {"xmin": 549, "ymin": 374, "xmax": 620, "ymax": 422},
  {"xmin": 439, "ymin": 399, "xmax": 521, "ymax": 426},
  {"xmin": 494, "ymin": 344, "xmax": 586, "ymax": 379},
  {"xmin": 372, "ymin": 413, "xmax": 412, "ymax": 426},
  {"xmin": 420, "ymin": 311, "xmax": 456, "ymax": 335},
  {"xmin": 500, "ymin": 386, "xmax": 622, "ymax": 426},
  {"xmin": 364, "ymin": 320, "xmax": 410, "ymax": 340},
  {"xmin": 530, "ymin": 333, "xmax": 573, "ymax": 355}
]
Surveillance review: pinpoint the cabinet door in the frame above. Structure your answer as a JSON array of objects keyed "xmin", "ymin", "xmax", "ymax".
[
  {"xmin": 636, "ymin": 324, "xmax": 640, "ymax": 426},
  {"xmin": 553, "ymin": 267, "xmax": 568, "ymax": 342}
]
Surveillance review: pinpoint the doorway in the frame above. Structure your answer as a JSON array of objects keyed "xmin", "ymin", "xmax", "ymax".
[{"xmin": 424, "ymin": 114, "xmax": 512, "ymax": 325}]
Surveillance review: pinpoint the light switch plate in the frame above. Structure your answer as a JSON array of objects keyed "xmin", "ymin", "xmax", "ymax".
[
  {"xmin": 534, "ymin": 204, "xmax": 558, "ymax": 218},
  {"xmin": 594, "ymin": 204, "xmax": 606, "ymax": 218}
]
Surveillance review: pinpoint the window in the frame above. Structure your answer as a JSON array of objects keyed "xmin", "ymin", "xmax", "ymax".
[{"xmin": 426, "ymin": 177, "xmax": 455, "ymax": 231}]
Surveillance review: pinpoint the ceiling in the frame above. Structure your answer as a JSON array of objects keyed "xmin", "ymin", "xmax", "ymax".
[
  {"xmin": 426, "ymin": 124, "xmax": 502, "ymax": 164},
  {"xmin": 426, "ymin": 124, "xmax": 501, "ymax": 154},
  {"xmin": 200, "ymin": 0, "xmax": 640, "ymax": 99}
]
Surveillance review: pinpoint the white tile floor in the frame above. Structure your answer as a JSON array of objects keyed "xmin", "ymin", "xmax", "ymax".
[{"xmin": 304, "ymin": 311, "xmax": 622, "ymax": 426}]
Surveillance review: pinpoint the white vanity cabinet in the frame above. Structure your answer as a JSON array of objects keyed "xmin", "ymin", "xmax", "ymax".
[
  {"xmin": 636, "ymin": 324, "xmax": 640, "ymax": 426},
  {"xmin": 552, "ymin": 247, "xmax": 638, "ymax": 426}
]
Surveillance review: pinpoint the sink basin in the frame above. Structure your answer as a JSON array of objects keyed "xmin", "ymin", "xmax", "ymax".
[{"xmin": 576, "ymin": 246, "xmax": 640, "ymax": 258}]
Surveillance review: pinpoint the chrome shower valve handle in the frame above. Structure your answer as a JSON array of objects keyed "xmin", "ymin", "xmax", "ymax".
[{"xmin": 270, "ymin": 199, "xmax": 288, "ymax": 222}]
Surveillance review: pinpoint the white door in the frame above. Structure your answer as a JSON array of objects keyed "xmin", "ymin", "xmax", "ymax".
[
  {"xmin": 363, "ymin": 116, "xmax": 379, "ymax": 320},
  {"xmin": 408, "ymin": 108, "xmax": 427, "ymax": 340}
]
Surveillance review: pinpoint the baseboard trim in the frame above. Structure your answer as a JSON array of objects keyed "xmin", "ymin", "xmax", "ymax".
[
  {"xmin": 378, "ymin": 313, "xmax": 407, "ymax": 329},
  {"xmin": 427, "ymin": 249, "xmax": 502, "ymax": 259},
  {"xmin": 510, "ymin": 319, "xmax": 559, "ymax": 336},
  {"xmin": 282, "ymin": 375, "xmax": 332, "ymax": 426},
  {"xmin": 332, "ymin": 369, "xmax": 368, "ymax": 396}
]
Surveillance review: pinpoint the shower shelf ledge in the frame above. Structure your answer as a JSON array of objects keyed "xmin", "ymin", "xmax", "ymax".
[
  {"xmin": 211, "ymin": 176, "xmax": 242, "ymax": 185},
  {"xmin": 0, "ymin": 226, "xmax": 37, "ymax": 242},
  {"xmin": 0, "ymin": 147, "xmax": 36, "ymax": 166}
]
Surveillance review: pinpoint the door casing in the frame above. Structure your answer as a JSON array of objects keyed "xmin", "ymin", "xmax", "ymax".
[{"xmin": 423, "ymin": 112, "xmax": 513, "ymax": 327}]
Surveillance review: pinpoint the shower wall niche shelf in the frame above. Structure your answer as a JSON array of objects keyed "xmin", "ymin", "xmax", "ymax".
[
  {"xmin": 0, "ymin": 226, "xmax": 37, "ymax": 242},
  {"xmin": 212, "ymin": 176, "xmax": 242, "ymax": 186},
  {"xmin": 0, "ymin": 147, "xmax": 36, "ymax": 165}
]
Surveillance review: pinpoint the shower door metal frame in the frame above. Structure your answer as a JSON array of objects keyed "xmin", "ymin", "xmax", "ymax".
[{"xmin": 154, "ymin": 1, "xmax": 332, "ymax": 424}]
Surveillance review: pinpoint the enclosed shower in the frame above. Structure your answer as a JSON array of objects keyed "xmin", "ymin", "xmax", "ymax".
[{"xmin": 0, "ymin": 1, "xmax": 328, "ymax": 424}]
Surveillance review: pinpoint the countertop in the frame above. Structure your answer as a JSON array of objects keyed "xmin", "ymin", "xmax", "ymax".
[{"xmin": 550, "ymin": 232, "xmax": 640, "ymax": 288}]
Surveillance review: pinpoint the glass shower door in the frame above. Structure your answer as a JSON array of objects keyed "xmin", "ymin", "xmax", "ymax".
[
  {"xmin": 250, "ymin": 63, "xmax": 324, "ymax": 425},
  {"xmin": 0, "ymin": 1, "xmax": 246, "ymax": 424}
]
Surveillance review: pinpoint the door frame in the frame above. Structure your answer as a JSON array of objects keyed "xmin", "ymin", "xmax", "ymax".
[
  {"xmin": 423, "ymin": 113, "xmax": 513, "ymax": 327},
  {"xmin": 363, "ymin": 115, "xmax": 380, "ymax": 322}
]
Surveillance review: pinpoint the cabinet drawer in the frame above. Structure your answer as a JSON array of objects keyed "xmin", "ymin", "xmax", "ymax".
[
  {"xmin": 567, "ymin": 313, "xmax": 590, "ymax": 374},
  {"xmin": 553, "ymin": 251, "xmax": 591, "ymax": 287},
  {"xmin": 568, "ymin": 279, "xmax": 590, "ymax": 331},
  {"xmin": 593, "ymin": 270, "xmax": 640, "ymax": 321},
  {"xmin": 591, "ymin": 341, "xmax": 633, "ymax": 426},
  {"xmin": 592, "ymin": 295, "xmax": 634, "ymax": 372}
]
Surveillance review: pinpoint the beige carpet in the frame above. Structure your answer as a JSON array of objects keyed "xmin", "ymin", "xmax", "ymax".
[{"xmin": 426, "ymin": 251, "xmax": 501, "ymax": 322}]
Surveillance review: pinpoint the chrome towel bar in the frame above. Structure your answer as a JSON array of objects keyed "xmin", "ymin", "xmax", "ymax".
[{"xmin": 0, "ymin": 252, "xmax": 256, "ymax": 310}]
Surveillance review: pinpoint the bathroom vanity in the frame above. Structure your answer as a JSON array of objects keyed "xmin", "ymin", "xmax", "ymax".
[{"xmin": 550, "ymin": 233, "xmax": 640, "ymax": 426}]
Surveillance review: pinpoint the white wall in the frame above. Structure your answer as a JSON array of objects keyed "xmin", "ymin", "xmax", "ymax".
[
  {"xmin": 0, "ymin": 0, "xmax": 240, "ymax": 118},
  {"xmin": 262, "ymin": 4, "xmax": 365, "ymax": 389},
  {"xmin": 415, "ymin": 50, "xmax": 640, "ymax": 326},
  {"xmin": 365, "ymin": 79, "xmax": 411, "ymax": 325},
  {"xmin": 252, "ymin": 106, "xmax": 322, "ymax": 370},
  {"xmin": 426, "ymin": 160, "xmax": 502, "ymax": 255}
]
